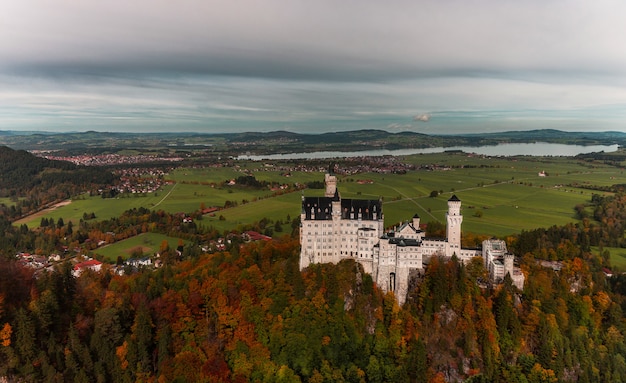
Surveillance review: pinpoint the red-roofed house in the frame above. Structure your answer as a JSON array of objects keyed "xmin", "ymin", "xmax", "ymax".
[
  {"xmin": 244, "ymin": 231, "xmax": 272, "ymax": 241},
  {"xmin": 73, "ymin": 259, "xmax": 102, "ymax": 277}
]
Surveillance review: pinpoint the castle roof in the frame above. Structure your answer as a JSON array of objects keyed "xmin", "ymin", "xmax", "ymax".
[
  {"xmin": 448, "ymin": 194, "xmax": 461, "ymax": 202},
  {"xmin": 340, "ymin": 198, "xmax": 382, "ymax": 220},
  {"xmin": 396, "ymin": 221, "xmax": 423, "ymax": 234},
  {"xmin": 302, "ymin": 196, "xmax": 333, "ymax": 220},
  {"xmin": 388, "ymin": 237, "xmax": 421, "ymax": 247},
  {"xmin": 302, "ymin": 194, "xmax": 382, "ymax": 221}
]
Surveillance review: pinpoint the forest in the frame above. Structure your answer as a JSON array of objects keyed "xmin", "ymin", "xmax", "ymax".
[
  {"xmin": 1, "ymin": 187, "xmax": 626, "ymax": 382},
  {"xmin": 0, "ymin": 146, "xmax": 116, "ymax": 222}
]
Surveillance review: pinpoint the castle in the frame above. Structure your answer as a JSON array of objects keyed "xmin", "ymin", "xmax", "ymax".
[{"xmin": 299, "ymin": 170, "xmax": 524, "ymax": 304}]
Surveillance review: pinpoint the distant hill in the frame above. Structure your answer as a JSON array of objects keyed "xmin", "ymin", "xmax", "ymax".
[
  {"xmin": 0, "ymin": 129, "xmax": 624, "ymax": 154},
  {"xmin": 0, "ymin": 146, "xmax": 116, "ymax": 219},
  {"xmin": 0, "ymin": 146, "xmax": 115, "ymax": 192},
  {"xmin": 456, "ymin": 129, "xmax": 626, "ymax": 145}
]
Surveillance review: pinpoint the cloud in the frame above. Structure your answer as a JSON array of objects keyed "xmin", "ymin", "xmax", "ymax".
[{"xmin": 413, "ymin": 114, "xmax": 431, "ymax": 122}]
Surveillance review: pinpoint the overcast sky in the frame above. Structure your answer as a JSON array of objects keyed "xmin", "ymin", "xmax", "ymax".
[{"xmin": 1, "ymin": 0, "xmax": 626, "ymax": 134}]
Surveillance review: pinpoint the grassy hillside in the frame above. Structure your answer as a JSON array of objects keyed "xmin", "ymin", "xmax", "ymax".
[{"xmin": 94, "ymin": 232, "xmax": 188, "ymax": 262}]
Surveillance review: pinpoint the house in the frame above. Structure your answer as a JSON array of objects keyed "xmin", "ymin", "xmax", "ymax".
[
  {"xmin": 244, "ymin": 231, "xmax": 272, "ymax": 241},
  {"xmin": 126, "ymin": 257, "xmax": 153, "ymax": 268},
  {"xmin": 73, "ymin": 259, "xmax": 102, "ymax": 277}
]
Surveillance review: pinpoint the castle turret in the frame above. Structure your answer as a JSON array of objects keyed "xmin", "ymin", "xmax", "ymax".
[
  {"xmin": 446, "ymin": 195, "xmax": 463, "ymax": 252},
  {"xmin": 411, "ymin": 213, "xmax": 420, "ymax": 229},
  {"xmin": 504, "ymin": 252, "xmax": 514, "ymax": 277},
  {"xmin": 325, "ymin": 172, "xmax": 337, "ymax": 198}
]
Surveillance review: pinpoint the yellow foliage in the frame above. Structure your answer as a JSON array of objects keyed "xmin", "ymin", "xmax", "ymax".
[
  {"xmin": 594, "ymin": 291, "xmax": 611, "ymax": 313},
  {"xmin": 308, "ymin": 370, "xmax": 324, "ymax": 383},
  {"xmin": 582, "ymin": 295, "xmax": 595, "ymax": 314},
  {"xmin": 606, "ymin": 325, "xmax": 624, "ymax": 347},
  {"xmin": 449, "ymin": 293, "xmax": 463, "ymax": 312},
  {"xmin": 311, "ymin": 290, "xmax": 327, "ymax": 310},
  {"xmin": 530, "ymin": 363, "xmax": 558, "ymax": 383}
]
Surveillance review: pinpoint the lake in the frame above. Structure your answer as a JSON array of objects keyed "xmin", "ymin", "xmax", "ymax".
[{"xmin": 237, "ymin": 142, "xmax": 620, "ymax": 160}]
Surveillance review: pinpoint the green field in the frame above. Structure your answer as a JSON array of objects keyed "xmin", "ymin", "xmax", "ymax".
[
  {"xmin": 0, "ymin": 197, "xmax": 17, "ymax": 207},
  {"xmin": 16, "ymin": 153, "xmax": 626, "ymax": 237},
  {"xmin": 591, "ymin": 246, "xmax": 626, "ymax": 272},
  {"xmin": 199, "ymin": 192, "xmax": 302, "ymax": 233},
  {"xmin": 15, "ymin": 185, "xmax": 178, "ymax": 228},
  {"xmin": 94, "ymin": 232, "xmax": 188, "ymax": 262}
]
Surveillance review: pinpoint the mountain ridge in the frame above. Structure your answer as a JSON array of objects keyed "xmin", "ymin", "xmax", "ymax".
[{"xmin": 0, "ymin": 128, "xmax": 623, "ymax": 153}]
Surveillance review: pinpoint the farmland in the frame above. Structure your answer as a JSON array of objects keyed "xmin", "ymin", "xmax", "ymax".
[{"xmin": 16, "ymin": 152, "xmax": 626, "ymax": 238}]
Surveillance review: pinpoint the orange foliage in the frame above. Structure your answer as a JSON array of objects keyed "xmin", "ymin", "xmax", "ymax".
[
  {"xmin": 0, "ymin": 322, "xmax": 11, "ymax": 347},
  {"xmin": 429, "ymin": 371, "xmax": 447, "ymax": 383},
  {"xmin": 322, "ymin": 335, "xmax": 331, "ymax": 346},
  {"xmin": 594, "ymin": 291, "xmax": 612, "ymax": 313},
  {"xmin": 116, "ymin": 340, "xmax": 129, "ymax": 370}
]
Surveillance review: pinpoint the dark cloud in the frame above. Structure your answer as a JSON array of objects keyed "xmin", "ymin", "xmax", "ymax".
[{"xmin": 3, "ymin": 0, "xmax": 626, "ymax": 81}]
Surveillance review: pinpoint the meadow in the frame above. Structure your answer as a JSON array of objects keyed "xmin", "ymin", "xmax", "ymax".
[
  {"xmin": 0, "ymin": 197, "xmax": 17, "ymax": 206},
  {"xmin": 17, "ymin": 152, "xmax": 626, "ymax": 238},
  {"xmin": 93, "ymin": 232, "xmax": 189, "ymax": 262},
  {"xmin": 591, "ymin": 246, "xmax": 626, "ymax": 272},
  {"xmin": 15, "ymin": 186, "xmax": 177, "ymax": 227}
]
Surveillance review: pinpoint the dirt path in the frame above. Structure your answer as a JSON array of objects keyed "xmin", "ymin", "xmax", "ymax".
[
  {"xmin": 152, "ymin": 182, "xmax": 177, "ymax": 208},
  {"xmin": 14, "ymin": 200, "xmax": 72, "ymax": 225}
]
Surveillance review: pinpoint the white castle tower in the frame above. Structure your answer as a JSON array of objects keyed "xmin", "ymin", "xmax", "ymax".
[
  {"xmin": 325, "ymin": 172, "xmax": 337, "ymax": 197},
  {"xmin": 446, "ymin": 195, "xmax": 463, "ymax": 254},
  {"xmin": 504, "ymin": 253, "xmax": 514, "ymax": 277}
]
